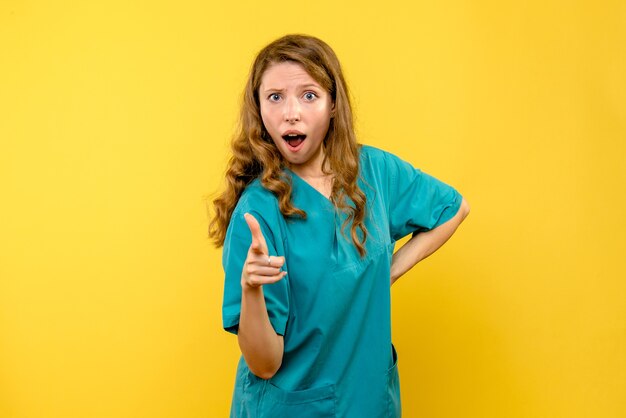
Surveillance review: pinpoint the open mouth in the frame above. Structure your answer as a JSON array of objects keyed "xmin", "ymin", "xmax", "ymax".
[{"xmin": 282, "ymin": 134, "xmax": 306, "ymax": 148}]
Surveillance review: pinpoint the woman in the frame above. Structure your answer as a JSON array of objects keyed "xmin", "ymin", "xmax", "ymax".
[{"xmin": 210, "ymin": 33, "xmax": 470, "ymax": 418}]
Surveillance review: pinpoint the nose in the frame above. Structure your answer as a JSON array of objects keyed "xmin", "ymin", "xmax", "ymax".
[{"xmin": 283, "ymin": 96, "xmax": 300, "ymax": 123}]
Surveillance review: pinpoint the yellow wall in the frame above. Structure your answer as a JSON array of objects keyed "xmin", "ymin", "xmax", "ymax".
[{"xmin": 1, "ymin": 1, "xmax": 624, "ymax": 417}]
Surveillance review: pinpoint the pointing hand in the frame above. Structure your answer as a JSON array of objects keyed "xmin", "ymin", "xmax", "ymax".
[{"xmin": 241, "ymin": 213, "xmax": 287, "ymax": 289}]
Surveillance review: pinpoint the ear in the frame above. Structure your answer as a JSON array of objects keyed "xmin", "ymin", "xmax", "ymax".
[{"xmin": 330, "ymin": 102, "xmax": 336, "ymax": 118}]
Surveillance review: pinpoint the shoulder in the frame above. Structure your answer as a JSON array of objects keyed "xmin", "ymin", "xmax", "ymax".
[
  {"xmin": 358, "ymin": 144, "xmax": 411, "ymax": 177},
  {"xmin": 229, "ymin": 178, "xmax": 284, "ymax": 241},
  {"xmin": 235, "ymin": 178, "xmax": 278, "ymax": 212},
  {"xmin": 358, "ymin": 145, "xmax": 387, "ymax": 177},
  {"xmin": 359, "ymin": 144, "xmax": 389, "ymax": 163},
  {"xmin": 359, "ymin": 144, "xmax": 407, "ymax": 167}
]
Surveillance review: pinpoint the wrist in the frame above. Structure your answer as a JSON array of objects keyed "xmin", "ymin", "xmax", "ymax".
[{"xmin": 241, "ymin": 279, "xmax": 263, "ymax": 292}]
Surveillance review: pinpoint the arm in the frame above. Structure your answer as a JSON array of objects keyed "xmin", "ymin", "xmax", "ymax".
[
  {"xmin": 390, "ymin": 197, "xmax": 470, "ymax": 285},
  {"xmin": 237, "ymin": 213, "xmax": 286, "ymax": 379},
  {"xmin": 238, "ymin": 284, "xmax": 284, "ymax": 379}
]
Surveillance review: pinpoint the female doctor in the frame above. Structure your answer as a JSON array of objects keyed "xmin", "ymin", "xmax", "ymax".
[{"xmin": 210, "ymin": 33, "xmax": 470, "ymax": 417}]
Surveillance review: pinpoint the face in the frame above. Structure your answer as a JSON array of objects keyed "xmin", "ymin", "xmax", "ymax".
[{"xmin": 259, "ymin": 61, "xmax": 335, "ymax": 175}]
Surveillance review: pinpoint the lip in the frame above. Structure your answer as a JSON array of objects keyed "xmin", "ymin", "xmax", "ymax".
[
  {"xmin": 282, "ymin": 129, "xmax": 305, "ymax": 136},
  {"xmin": 284, "ymin": 138, "xmax": 306, "ymax": 153}
]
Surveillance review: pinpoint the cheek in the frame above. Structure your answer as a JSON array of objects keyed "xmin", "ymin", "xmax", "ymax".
[
  {"xmin": 313, "ymin": 101, "xmax": 332, "ymax": 117},
  {"xmin": 312, "ymin": 109, "xmax": 332, "ymax": 129},
  {"xmin": 258, "ymin": 111, "xmax": 271, "ymax": 133},
  {"xmin": 260, "ymin": 108, "xmax": 278, "ymax": 130}
]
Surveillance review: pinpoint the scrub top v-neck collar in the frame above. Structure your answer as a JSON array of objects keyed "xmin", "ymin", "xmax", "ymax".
[{"xmin": 284, "ymin": 167, "xmax": 334, "ymax": 207}]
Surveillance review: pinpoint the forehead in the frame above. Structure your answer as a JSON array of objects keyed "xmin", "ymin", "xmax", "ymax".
[{"xmin": 260, "ymin": 61, "xmax": 322, "ymax": 90}]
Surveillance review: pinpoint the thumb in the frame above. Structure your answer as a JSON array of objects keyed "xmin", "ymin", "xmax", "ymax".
[{"xmin": 244, "ymin": 213, "xmax": 268, "ymax": 255}]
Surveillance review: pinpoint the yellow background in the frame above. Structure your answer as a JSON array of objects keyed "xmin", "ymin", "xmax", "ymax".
[{"xmin": 1, "ymin": 1, "xmax": 624, "ymax": 417}]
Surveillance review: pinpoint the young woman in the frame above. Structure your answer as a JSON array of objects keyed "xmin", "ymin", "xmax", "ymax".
[{"xmin": 210, "ymin": 33, "xmax": 470, "ymax": 418}]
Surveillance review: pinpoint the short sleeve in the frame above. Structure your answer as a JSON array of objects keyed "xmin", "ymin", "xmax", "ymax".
[
  {"xmin": 385, "ymin": 151, "xmax": 463, "ymax": 241},
  {"xmin": 221, "ymin": 209, "xmax": 289, "ymax": 336}
]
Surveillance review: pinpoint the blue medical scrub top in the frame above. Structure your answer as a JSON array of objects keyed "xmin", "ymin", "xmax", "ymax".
[{"xmin": 222, "ymin": 145, "xmax": 462, "ymax": 417}]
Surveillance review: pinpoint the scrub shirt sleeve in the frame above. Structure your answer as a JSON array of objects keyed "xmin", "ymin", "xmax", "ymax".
[
  {"xmin": 385, "ymin": 151, "xmax": 463, "ymax": 241},
  {"xmin": 221, "ymin": 210, "xmax": 289, "ymax": 336}
]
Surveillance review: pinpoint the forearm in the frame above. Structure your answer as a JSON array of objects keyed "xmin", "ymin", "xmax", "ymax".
[
  {"xmin": 237, "ymin": 284, "xmax": 284, "ymax": 379},
  {"xmin": 390, "ymin": 198, "xmax": 470, "ymax": 284}
]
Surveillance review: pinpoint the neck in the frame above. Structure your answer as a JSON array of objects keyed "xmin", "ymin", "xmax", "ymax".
[{"xmin": 288, "ymin": 148, "xmax": 331, "ymax": 178}]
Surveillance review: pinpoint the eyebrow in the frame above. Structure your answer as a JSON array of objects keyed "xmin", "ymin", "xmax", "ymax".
[{"xmin": 263, "ymin": 83, "xmax": 321, "ymax": 93}]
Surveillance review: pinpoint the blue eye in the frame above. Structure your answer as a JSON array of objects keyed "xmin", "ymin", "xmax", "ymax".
[
  {"xmin": 268, "ymin": 93, "xmax": 281, "ymax": 101},
  {"xmin": 304, "ymin": 92, "xmax": 317, "ymax": 100}
]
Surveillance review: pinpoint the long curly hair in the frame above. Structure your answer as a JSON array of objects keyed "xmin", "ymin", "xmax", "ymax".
[{"xmin": 208, "ymin": 34, "xmax": 368, "ymax": 256}]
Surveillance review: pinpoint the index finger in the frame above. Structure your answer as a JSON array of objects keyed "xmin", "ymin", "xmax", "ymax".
[{"xmin": 243, "ymin": 213, "xmax": 268, "ymax": 255}]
